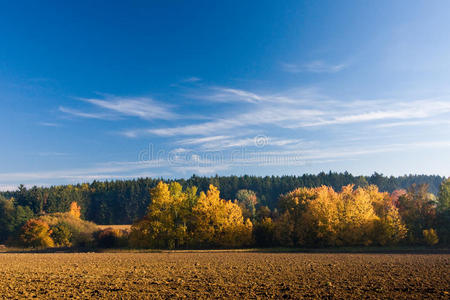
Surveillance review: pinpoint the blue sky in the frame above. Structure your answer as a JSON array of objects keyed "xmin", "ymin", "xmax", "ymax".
[{"xmin": 1, "ymin": 1, "xmax": 450, "ymax": 190}]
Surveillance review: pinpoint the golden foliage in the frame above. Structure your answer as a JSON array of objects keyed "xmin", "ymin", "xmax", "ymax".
[
  {"xmin": 275, "ymin": 185, "xmax": 407, "ymax": 247},
  {"xmin": 69, "ymin": 202, "xmax": 81, "ymax": 219},
  {"xmin": 130, "ymin": 182, "xmax": 410, "ymax": 249},
  {"xmin": 131, "ymin": 182, "xmax": 252, "ymax": 249},
  {"xmin": 192, "ymin": 185, "xmax": 252, "ymax": 248},
  {"xmin": 131, "ymin": 182, "xmax": 190, "ymax": 249}
]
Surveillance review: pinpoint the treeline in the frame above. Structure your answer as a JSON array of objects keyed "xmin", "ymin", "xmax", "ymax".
[
  {"xmin": 0, "ymin": 173, "xmax": 444, "ymax": 225},
  {"xmin": 128, "ymin": 180, "xmax": 449, "ymax": 248},
  {"xmin": 1, "ymin": 179, "xmax": 449, "ymax": 248}
]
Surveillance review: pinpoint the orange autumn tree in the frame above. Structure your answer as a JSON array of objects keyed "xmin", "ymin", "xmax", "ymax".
[
  {"xmin": 69, "ymin": 201, "xmax": 81, "ymax": 219},
  {"xmin": 20, "ymin": 219, "xmax": 54, "ymax": 248}
]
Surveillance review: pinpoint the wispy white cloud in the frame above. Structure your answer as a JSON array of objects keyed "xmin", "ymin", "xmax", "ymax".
[
  {"xmin": 171, "ymin": 165, "xmax": 230, "ymax": 175},
  {"xmin": 38, "ymin": 122, "xmax": 61, "ymax": 127},
  {"xmin": 177, "ymin": 135, "xmax": 304, "ymax": 150},
  {"xmin": 81, "ymin": 96, "xmax": 176, "ymax": 120},
  {"xmin": 282, "ymin": 60, "xmax": 348, "ymax": 73},
  {"xmin": 194, "ymin": 86, "xmax": 311, "ymax": 104},
  {"xmin": 177, "ymin": 135, "xmax": 231, "ymax": 145},
  {"xmin": 59, "ymin": 106, "xmax": 112, "ymax": 119},
  {"xmin": 207, "ymin": 87, "xmax": 263, "ymax": 103},
  {"xmin": 224, "ymin": 140, "xmax": 450, "ymax": 169},
  {"xmin": 60, "ymin": 95, "xmax": 176, "ymax": 120},
  {"xmin": 125, "ymin": 105, "xmax": 324, "ymax": 137},
  {"xmin": 124, "ymin": 119, "xmax": 241, "ymax": 137},
  {"xmin": 375, "ymin": 118, "xmax": 450, "ymax": 128},
  {"xmin": 170, "ymin": 148, "xmax": 191, "ymax": 154},
  {"xmin": 294, "ymin": 100, "xmax": 450, "ymax": 127},
  {"xmin": 181, "ymin": 77, "xmax": 201, "ymax": 83}
]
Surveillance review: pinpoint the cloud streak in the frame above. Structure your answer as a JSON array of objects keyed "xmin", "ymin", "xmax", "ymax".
[
  {"xmin": 82, "ymin": 96, "xmax": 176, "ymax": 120},
  {"xmin": 207, "ymin": 87, "xmax": 264, "ymax": 103},
  {"xmin": 59, "ymin": 106, "xmax": 112, "ymax": 119},
  {"xmin": 60, "ymin": 95, "xmax": 177, "ymax": 120},
  {"xmin": 38, "ymin": 122, "xmax": 61, "ymax": 127},
  {"xmin": 282, "ymin": 60, "xmax": 348, "ymax": 73},
  {"xmin": 176, "ymin": 135, "xmax": 304, "ymax": 150}
]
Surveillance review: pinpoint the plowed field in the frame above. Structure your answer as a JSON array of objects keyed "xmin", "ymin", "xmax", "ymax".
[{"xmin": 0, "ymin": 252, "xmax": 448, "ymax": 299}]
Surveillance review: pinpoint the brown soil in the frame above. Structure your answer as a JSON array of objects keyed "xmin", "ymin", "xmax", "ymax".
[{"xmin": 0, "ymin": 252, "xmax": 448, "ymax": 299}]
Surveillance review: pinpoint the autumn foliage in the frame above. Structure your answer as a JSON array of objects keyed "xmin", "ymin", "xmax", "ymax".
[
  {"xmin": 69, "ymin": 202, "xmax": 81, "ymax": 218},
  {"xmin": 272, "ymin": 185, "xmax": 407, "ymax": 247},
  {"xmin": 20, "ymin": 219, "xmax": 54, "ymax": 248},
  {"xmin": 19, "ymin": 202, "xmax": 97, "ymax": 248},
  {"xmin": 127, "ymin": 181, "xmax": 450, "ymax": 249},
  {"xmin": 9, "ymin": 179, "xmax": 450, "ymax": 249},
  {"xmin": 130, "ymin": 182, "xmax": 252, "ymax": 249}
]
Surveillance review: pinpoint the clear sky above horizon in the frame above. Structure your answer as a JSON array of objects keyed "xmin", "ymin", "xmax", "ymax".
[{"xmin": 1, "ymin": 0, "xmax": 450, "ymax": 190}]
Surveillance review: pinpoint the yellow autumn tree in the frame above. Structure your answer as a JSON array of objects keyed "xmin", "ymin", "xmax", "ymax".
[
  {"xmin": 191, "ymin": 185, "xmax": 252, "ymax": 248},
  {"xmin": 130, "ymin": 181, "xmax": 193, "ymax": 249},
  {"xmin": 372, "ymin": 205, "xmax": 407, "ymax": 245},
  {"xmin": 337, "ymin": 185, "xmax": 379, "ymax": 245},
  {"xmin": 278, "ymin": 187, "xmax": 316, "ymax": 215},
  {"xmin": 279, "ymin": 184, "xmax": 407, "ymax": 247},
  {"xmin": 302, "ymin": 186, "xmax": 340, "ymax": 246},
  {"xmin": 69, "ymin": 201, "xmax": 81, "ymax": 219},
  {"xmin": 368, "ymin": 185, "xmax": 407, "ymax": 245}
]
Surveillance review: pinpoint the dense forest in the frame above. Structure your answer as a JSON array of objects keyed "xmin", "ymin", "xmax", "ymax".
[{"xmin": 1, "ymin": 173, "xmax": 444, "ymax": 225}]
